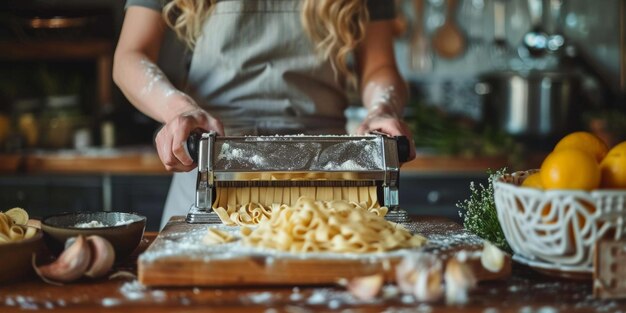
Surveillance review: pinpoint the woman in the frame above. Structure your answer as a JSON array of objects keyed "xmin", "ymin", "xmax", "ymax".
[{"xmin": 114, "ymin": 0, "xmax": 415, "ymax": 228}]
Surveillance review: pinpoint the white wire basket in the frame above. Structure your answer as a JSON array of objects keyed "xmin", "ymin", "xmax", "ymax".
[{"xmin": 494, "ymin": 170, "xmax": 626, "ymax": 276}]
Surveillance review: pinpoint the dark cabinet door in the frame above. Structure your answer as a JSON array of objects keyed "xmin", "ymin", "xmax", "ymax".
[
  {"xmin": 111, "ymin": 175, "xmax": 172, "ymax": 231},
  {"xmin": 0, "ymin": 175, "xmax": 102, "ymax": 219},
  {"xmin": 399, "ymin": 173, "xmax": 489, "ymax": 223}
]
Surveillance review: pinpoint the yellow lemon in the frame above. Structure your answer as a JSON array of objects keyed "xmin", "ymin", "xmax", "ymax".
[
  {"xmin": 521, "ymin": 172, "xmax": 543, "ymax": 189},
  {"xmin": 540, "ymin": 148, "xmax": 601, "ymax": 191},
  {"xmin": 600, "ymin": 141, "xmax": 626, "ymax": 189},
  {"xmin": 553, "ymin": 131, "xmax": 609, "ymax": 163}
]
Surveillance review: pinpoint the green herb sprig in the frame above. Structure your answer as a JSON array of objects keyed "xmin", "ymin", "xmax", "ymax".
[{"xmin": 457, "ymin": 169, "xmax": 511, "ymax": 252}]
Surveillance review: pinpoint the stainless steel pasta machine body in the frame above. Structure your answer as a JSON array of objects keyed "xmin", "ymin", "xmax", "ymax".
[{"xmin": 186, "ymin": 132, "xmax": 410, "ymax": 224}]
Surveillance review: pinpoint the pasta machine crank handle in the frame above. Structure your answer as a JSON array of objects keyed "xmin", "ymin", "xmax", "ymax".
[
  {"xmin": 186, "ymin": 130, "xmax": 204, "ymax": 164},
  {"xmin": 395, "ymin": 135, "xmax": 410, "ymax": 163}
]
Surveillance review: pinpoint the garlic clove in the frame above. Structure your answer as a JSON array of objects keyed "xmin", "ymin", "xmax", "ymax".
[
  {"xmin": 444, "ymin": 258, "xmax": 477, "ymax": 305},
  {"xmin": 347, "ymin": 274, "xmax": 384, "ymax": 301},
  {"xmin": 26, "ymin": 219, "xmax": 41, "ymax": 229},
  {"xmin": 413, "ymin": 261, "xmax": 443, "ymax": 302},
  {"xmin": 84, "ymin": 235, "xmax": 116, "ymax": 278},
  {"xmin": 64, "ymin": 237, "xmax": 77, "ymax": 250},
  {"xmin": 23, "ymin": 226, "xmax": 38, "ymax": 240},
  {"xmin": 396, "ymin": 255, "xmax": 419, "ymax": 294},
  {"xmin": 481, "ymin": 241, "xmax": 505, "ymax": 273},
  {"xmin": 396, "ymin": 253, "xmax": 442, "ymax": 297},
  {"xmin": 35, "ymin": 235, "xmax": 92, "ymax": 284}
]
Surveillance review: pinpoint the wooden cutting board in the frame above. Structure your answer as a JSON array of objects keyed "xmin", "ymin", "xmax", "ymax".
[{"xmin": 138, "ymin": 216, "xmax": 510, "ymax": 287}]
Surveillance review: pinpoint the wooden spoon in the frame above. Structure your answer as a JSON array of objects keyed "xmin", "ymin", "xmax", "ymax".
[
  {"xmin": 409, "ymin": 0, "xmax": 432, "ymax": 71},
  {"xmin": 432, "ymin": 0, "xmax": 466, "ymax": 59}
]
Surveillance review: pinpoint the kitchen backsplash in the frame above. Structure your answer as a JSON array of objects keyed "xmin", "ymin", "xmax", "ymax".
[{"xmin": 395, "ymin": 0, "xmax": 623, "ymax": 117}]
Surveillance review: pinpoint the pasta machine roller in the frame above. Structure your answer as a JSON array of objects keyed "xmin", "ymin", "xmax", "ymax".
[{"xmin": 185, "ymin": 131, "xmax": 411, "ymax": 224}]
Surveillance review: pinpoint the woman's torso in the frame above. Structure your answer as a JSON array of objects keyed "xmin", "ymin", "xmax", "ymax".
[{"xmin": 187, "ymin": 0, "xmax": 348, "ymax": 135}]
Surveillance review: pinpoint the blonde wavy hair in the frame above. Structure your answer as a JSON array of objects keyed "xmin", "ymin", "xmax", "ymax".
[{"xmin": 163, "ymin": 0, "xmax": 369, "ymax": 82}]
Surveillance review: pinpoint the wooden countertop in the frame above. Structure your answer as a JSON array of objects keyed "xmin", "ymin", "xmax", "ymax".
[
  {"xmin": 0, "ymin": 149, "xmax": 540, "ymax": 175},
  {"xmin": 0, "ymin": 148, "xmax": 168, "ymax": 174},
  {"xmin": 0, "ymin": 217, "xmax": 622, "ymax": 312}
]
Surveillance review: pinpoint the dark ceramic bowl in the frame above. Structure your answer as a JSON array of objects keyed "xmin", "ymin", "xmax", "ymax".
[
  {"xmin": 0, "ymin": 227, "xmax": 44, "ymax": 284},
  {"xmin": 41, "ymin": 212, "xmax": 146, "ymax": 262}
]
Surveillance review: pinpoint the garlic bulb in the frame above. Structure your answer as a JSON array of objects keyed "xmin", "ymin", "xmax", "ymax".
[
  {"xmin": 444, "ymin": 258, "xmax": 476, "ymax": 305},
  {"xmin": 481, "ymin": 241, "xmax": 505, "ymax": 273},
  {"xmin": 413, "ymin": 260, "xmax": 443, "ymax": 302},
  {"xmin": 396, "ymin": 255, "xmax": 420, "ymax": 294},
  {"xmin": 396, "ymin": 253, "xmax": 444, "ymax": 302},
  {"xmin": 347, "ymin": 274, "xmax": 384, "ymax": 301}
]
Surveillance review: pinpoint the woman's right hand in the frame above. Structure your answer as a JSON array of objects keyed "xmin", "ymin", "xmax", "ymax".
[{"xmin": 155, "ymin": 107, "xmax": 224, "ymax": 172}]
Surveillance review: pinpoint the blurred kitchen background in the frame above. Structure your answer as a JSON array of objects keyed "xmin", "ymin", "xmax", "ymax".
[{"xmin": 0, "ymin": 0, "xmax": 625, "ymax": 230}]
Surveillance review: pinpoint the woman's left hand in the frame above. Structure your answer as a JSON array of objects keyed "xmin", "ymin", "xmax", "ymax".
[{"xmin": 355, "ymin": 104, "xmax": 416, "ymax": 161}]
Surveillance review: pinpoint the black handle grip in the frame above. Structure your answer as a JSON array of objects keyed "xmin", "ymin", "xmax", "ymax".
[
  {"xmin": 186, "ymin": 130, "xmax": 203, "ymax": 164},
  {"xmin": 395, "ymin": 135, "xmax": 410, "ymax": 163}
]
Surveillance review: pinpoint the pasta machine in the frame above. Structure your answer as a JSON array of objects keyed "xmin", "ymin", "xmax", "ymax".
[{"xmin": 185, "ymin": 131, "xmax": 410, "ymax": 224}]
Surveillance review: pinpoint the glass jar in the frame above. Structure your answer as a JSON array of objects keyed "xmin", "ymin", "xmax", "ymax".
[
  {"xmin": 39, "ymin": 95, "xmax": 84, "ymax": 149},
  {"xmin": 11, "ymin": 98, "xmax": 42, "ymax": 149}
]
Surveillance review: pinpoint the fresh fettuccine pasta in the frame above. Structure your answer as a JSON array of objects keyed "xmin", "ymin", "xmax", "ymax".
[
  {"xmin": 213, "ymin": 186, "xmax": 382, "ymax": 226},
  {"xmin": 239, "ymin": 197, "xmax": 426, "ymax": 253},
  {"xmin": 203, "ymin": 228, "xmax": 235, "ymax": 245},
  {"xmin": 0, "ymin": 208, "xmax": 36, "ymax": 244}
]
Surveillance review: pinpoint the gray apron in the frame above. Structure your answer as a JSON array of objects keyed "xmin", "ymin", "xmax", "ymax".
[{"xmin": 161, "ymin": 0, "xmax": 349, "ymax": 228}]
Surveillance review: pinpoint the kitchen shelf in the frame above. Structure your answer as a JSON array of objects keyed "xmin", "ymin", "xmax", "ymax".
[
  {"xmin": 401, "ymin": 155, "xmax": 509, "ymax": 174},
  {"xmin": 0, "ymin": 39, "xmax": 113, "ymax": 111},
  {"xmin": 0, "ymin": 148, "xmax": 168, "ymax": 175},
  {"xmin": 0, "ymin": 40, "xmax": 111, "ymax": 60}
]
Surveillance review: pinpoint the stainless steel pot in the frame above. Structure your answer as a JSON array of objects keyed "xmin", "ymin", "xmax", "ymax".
[{"xmin": 477, "ymin": 70, "xmax": 582, "ymax": 137}]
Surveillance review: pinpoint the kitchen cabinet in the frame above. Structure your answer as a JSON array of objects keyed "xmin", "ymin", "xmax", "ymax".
[
  {"xmin": 400, "ymin": 172, "xmax": 487, "ymax": 223},
  {"xmin": 110, "ymin": 175, "xmax": 172, "ymax": 232},
  {"xmin": 0, "ymin": 174, "xmax": 172, "ymax": 231},
  {"xmin": 0, "ymin": 175, "xmax": 102, "ymax": 218}
]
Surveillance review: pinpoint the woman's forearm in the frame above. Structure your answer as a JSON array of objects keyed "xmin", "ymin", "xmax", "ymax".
[
  {"xmin": 113, "ymin": 52, "xmax": 197, "ymax": 123},
  {"xmin": 355, "ymin": 20, "xmax": 408, "ymax": 117},
  {"xmin": 361, "ymin": 65, "xmax": 408, "ymax": 116}
]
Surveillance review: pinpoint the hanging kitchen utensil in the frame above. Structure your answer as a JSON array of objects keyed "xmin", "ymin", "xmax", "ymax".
[
  {"xmin": 392, "ymin": 0, "xmax": 409, "ymax": 38},
  {"xmin": 490, "ymin": 0, "xmax": 512, "ymax": 69},
  {"xmin": 520, "ymin": 0, "xmax": 549, "ymax": 57},
  {"xmin": 492, "ymin": 0, "xmax": 507, "ymax": 50},
  {"xmin": 431, "ymin": 0, "xmax": 465, "ymax": 59},
  {"xmin": 410, "ymin": 0, "xmax": 433, "ymax": 71}
]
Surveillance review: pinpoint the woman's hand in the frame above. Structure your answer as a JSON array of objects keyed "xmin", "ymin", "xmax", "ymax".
[
  {"xmin": 355, "ymin": 104, "xmax": 416, "ymax": 160},
  {"xmin": 155, "ymin": 105, "xmax": 224, "ymax": 172}
]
